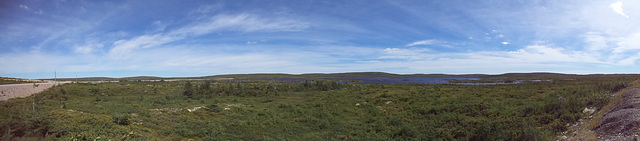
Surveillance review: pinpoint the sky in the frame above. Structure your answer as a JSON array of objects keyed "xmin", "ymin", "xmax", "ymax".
[{"xmin": 1, "ymin": 0, "xmax": 640, "ymax": 79}]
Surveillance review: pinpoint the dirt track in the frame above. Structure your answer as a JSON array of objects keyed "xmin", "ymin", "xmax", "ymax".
[{"xmin": 0, "ymin": 82, "xmax": 70, "ymax": 101}]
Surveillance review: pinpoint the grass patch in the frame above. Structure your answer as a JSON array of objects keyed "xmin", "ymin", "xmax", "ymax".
[{"xmin": 0, "ymin": 76, "xmax": 638, "ymax": 140}]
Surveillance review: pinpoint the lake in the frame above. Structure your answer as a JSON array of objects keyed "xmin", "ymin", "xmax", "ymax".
[{"xmin": 245, "ymin": 77, "xmax": 523, "ymax": 85}]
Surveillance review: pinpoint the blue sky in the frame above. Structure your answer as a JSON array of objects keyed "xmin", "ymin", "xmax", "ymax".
[{"xmin": 1, "ymin": 0, "xmax": 640, "ymax": 79}]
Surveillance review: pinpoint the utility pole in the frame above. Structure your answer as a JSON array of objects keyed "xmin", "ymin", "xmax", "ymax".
[
  {"xmin": 54, "ymin": 71, "xmax": 57, "ymax": 87},
  {"xmin": 32, "ymin": 90, "xmax": 35, "ymax": 112}
]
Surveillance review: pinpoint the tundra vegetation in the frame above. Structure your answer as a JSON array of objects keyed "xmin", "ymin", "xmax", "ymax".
[{"xmin": 0, "ymin": 74, "xmax": 638, "ymax": 140}]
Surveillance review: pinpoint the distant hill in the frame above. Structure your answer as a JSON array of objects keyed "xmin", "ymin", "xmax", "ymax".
[
  {"xmin": 48, "ymin": 77, "xmax": 117, "ymax": 81},
  {"xmin": 38, "ymin": 72, "xmax": 640, "ymax": 81},
  {"xmin": 121, "ymin": 76, "xmax": 164, "ymax": 80}
]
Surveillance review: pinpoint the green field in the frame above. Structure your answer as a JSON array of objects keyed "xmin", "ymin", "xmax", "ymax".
[{"xmin": 1, "ymin": 74, "xmax": 638, "ymax": 140}]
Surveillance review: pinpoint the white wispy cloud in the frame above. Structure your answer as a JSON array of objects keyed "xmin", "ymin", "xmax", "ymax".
[
  {"xmin": 19, "ymin": 4, "xmax": 29, "ymax": 10},
  {"xmin": 18, "ymin": 4, "xmax": 44, "ymax": 15},
  {"xmin": 613, "ymin": 33, "xmax": 640, "ymax": 53},
  {"xmin": 506, "ymin": 45, "xmax": 600, "ymax": 63},
  {"xmin": 109, "ymin": 34, "xmax": 180, "ymax": 58},
  {"xmin": 616, "ymin": 52, "xmax": 640, "ymax": 65},
  {"xmin": 6, "ymin": 1, "xmax": 640, "ymax": 78},
  {"xmin": 406, "ymin": 39, "xmax": 436, "ymax": 46},
  {"xmin": 172, "ymin": 14, "xmax": 309, "ymax": 36},
  {"xmin": 341, "ymin": 44, "xmax": 608, "ymax": 74},
  {"xmin": 379, "ymin": 48, "xmax": 431, "ymax": 60},
  {"xmin": 100, "ymin": 43, "xmax": 628, "ymax": 76},
  {"xmin": 246, "ymin": 40, "xmax": 265, "ymax": 45},
  {"xmin": 74, "ymin": 43, "xmax": 103, "ymax": 54},
  {"xmin": 108, "ymin": 13, "xmax": 309, "ymax": 58},
  {"xmin": 610, "ymin": 1, "xmax": 629, "ymax": 18},
  {"xmin": 152, "ymin": 21, "xmax": 169, "ymax": 32},
  {"xmin": 583, "ymin": 32, "xmax": 608, "ymax": 51},
  {"xmin": 1, "ymin": 42, "xmax": 635, "ymax": 78}
]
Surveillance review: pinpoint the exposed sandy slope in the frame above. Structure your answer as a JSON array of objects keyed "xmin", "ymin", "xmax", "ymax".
[{"xmin": 0, "ymin": 82, "xmax": 70, "ymax": 101}]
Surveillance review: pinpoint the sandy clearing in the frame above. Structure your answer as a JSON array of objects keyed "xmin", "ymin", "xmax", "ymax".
[{"xmin": 0, "ymin": 81, "xmax": 71, "ymax": 101}]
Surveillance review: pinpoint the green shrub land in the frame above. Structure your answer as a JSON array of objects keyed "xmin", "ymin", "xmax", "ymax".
[{"xmin": 1, "ymin": 75, "xmax": 638, "ymax": 140}]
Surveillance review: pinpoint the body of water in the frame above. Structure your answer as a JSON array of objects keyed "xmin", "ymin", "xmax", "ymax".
[
  {"xmin": 244, "ymin": 77, "xmax": 524, "ymax": 85},
  {"xmin": 336, "ymin": 77, "xmax": 477, "ymax": 84}
]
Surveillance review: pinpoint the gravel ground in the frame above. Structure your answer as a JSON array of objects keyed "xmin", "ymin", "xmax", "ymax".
[
  {"xmin": 0, "ymin": 82, "xmax": 69, "ymax": 101},
  {"xmin": 594, "ymin": 88, "xmax": 640, "ymax": 140}
]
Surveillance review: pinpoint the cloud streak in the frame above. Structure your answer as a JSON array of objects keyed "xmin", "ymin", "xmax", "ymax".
[
  {"xmin": 406, "ymin": 39, "xmax": 436, "ymax": 46},
  {"xmin": 108, "ymin": 13, "xmax": 309, "ymax": 58},
  {"xmin": 3, "ymin": 1, "xmax": 640, "ymax": 78},
  {"xmin": 19, "ymin": 4, "xmax": 29, "ymax": 10}
]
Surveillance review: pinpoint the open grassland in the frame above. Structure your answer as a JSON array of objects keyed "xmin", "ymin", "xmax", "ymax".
[{"xmin": 1, "ymin": 75, "xmax": 638, "ymax": 140}]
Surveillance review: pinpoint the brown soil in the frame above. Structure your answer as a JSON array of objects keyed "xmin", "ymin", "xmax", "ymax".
[{"xmin": 0, "ymin": 82, "xmax": 70, "ymax": 101}]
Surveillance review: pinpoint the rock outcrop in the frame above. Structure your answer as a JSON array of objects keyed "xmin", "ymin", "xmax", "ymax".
[{"xmin": 594, "ymin": 88, "xmax": 640, "ymax": 140}]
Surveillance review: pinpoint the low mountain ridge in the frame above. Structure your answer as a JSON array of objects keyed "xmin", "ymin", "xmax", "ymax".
[{"xmin": 39, "ymin": 72, "xmax": 639, "ymax": 81}]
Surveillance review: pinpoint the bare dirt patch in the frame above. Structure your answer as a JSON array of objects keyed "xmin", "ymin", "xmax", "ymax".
[{"xmin": 0, "ymin": 82, "xmax": 70, "ymax": 101}]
